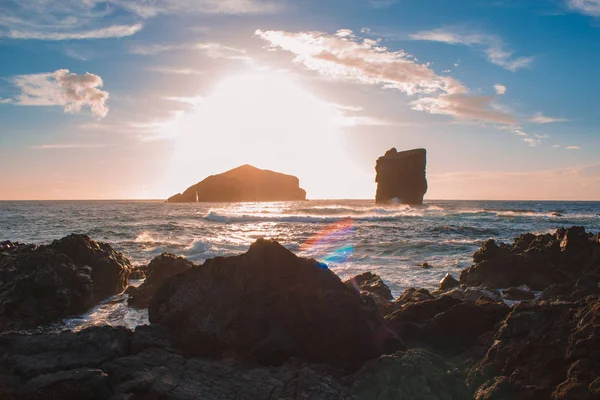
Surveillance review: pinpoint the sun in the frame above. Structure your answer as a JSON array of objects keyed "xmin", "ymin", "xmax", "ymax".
[{"xmin": 161, "ymin": 71, "xmax": 371, "ymax": 199}]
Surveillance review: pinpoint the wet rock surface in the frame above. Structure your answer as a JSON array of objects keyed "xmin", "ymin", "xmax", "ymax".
[
  {"xmin": 460, "ymin": 227, "xmax": 600, "ymax": 291},
  {"xmin": 1, "ymin": 228, "xmax": 599, "ymax": 399},
  {"xmin": 0, "ymin": 234, "xmax": 130, "ymax": 332},
  {"xmin": 127, "ymin": 253, "xmax": 195, "ymax": 308}
]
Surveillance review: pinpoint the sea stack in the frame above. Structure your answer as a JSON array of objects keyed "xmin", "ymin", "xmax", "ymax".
[
  {"xmin": 375, "ymin": 148, "xmax": 427, "ymax": 205},
  {"xmin": 168, "ymin": 164, "xmax": 306, "ymax": 202}
]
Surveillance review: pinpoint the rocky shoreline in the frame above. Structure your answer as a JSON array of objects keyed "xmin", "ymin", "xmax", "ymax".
[{"xmin": 0, "ymin": 227, "xmax": 599, "ymax": 399}]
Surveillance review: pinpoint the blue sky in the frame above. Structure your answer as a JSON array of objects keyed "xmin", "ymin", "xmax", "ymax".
[{"xmin": 0, "ymin": 0, "xmax": 599, "ymax": 200}]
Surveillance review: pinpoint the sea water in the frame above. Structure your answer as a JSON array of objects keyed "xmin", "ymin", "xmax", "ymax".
[{"xmin": 1, "ymin": 200, "xmax": 599, "ymax": 331}]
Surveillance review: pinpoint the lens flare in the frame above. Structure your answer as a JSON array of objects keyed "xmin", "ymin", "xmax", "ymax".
[{"xmin": 301, "ymin": 218, "xmax": 355, "ymax": 265}]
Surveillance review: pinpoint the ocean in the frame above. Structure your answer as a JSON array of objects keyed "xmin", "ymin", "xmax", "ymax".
[{"xmin": 2, "ymin": 199, "xmax": 600, "ymax": 331}]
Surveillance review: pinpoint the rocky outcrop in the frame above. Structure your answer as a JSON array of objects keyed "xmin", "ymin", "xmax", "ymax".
[
  {"xmin": 0, "ymin": 234, "xmax": 130, "ymax": 332},
  {"xmin": 0, "ymin": 325, "xmax": 351, "ymax": 400},
  {"xmin": 468, "ymin": 297, "xmax": 600, "ymax": 399},
  {"xmin": 375, "ymin": 148, "xmax": 427, "ymax": 205},
  {"xmin": 149, "ymin": 239, "xmax": 402, "ymax": 370},
  {"xmin": 127, "ymin": 253, "xmax": 195, "ymax": 308},
  {"xmin": 460, "ymin": 227, "xmax": 600, "ymax": 291},
  {"xmin": 167, "ymin": 164, "xmax": 306, "ymax": 202}
]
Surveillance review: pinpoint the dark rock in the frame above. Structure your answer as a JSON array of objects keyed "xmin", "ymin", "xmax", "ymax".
[
  {"xmin": 128, "ymin": 265, "xmax": 147, "ymax": 280},
  {"xmin": 440, "ymin": 273, "xmax": 460, "ymax": 291},
  {"xmin": 460, "ymin": 227, "xmax": 600, "ymax": 291},
  {"xmin": 0, "ymin": 235, "xmax": 131, "ymax": 332},
  {"xmin": 502, "ymin": 285, "xmax": 535, "ymax": 301},
  {"xmin": 421, "ymin": 262, "xmax": 433, "ymax": 269},
  {"xmin": 0, "ymin": 325, "xmax": 351, "ymax": 400},
  {"xmin": 127, "ymin": 253, "xmax": 195, "ymax": 308},
  {"xmin": 21, "ymin": 368, "xmax": 114, "ymax": 400},
  {"xmin": 149, "ymin": 239, "xmax": 402, "ymax": 370},
  {"xmin": 468, "ymin": 297, "xmax": 600, "ymax": 399},
  {"xmin": 393, "ymin": 288, "xmax": 434, "ymax": 308},
  {"xmin": 168, "ymin": 164, "xmax": 306, "ymax": 203},
  {"xmin": 49, "ymin": 234, "xmax": 130, "ymax": 300},
  {"xmin": 351, "ymin": 349, "xmax": 471, "ymax": 400},
  {"xmin": 375, "ymin": 148, "xmax": 427, "ymax": 205},
  {"xmin": 426, "ymin": 298, "xmax": 510, "ymax": 355},
  {"xmin": 345, "ymin": 272, "xmax": 393, "ymax": 301},
  {"xmin": 464, "ymin": 287, "xmax": 502, "ymax": 303}
]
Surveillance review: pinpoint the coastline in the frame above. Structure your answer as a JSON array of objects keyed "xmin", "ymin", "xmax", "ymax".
[{"xmin": 0, "ymin": 226, "xmax": 599, "ymax": 399}]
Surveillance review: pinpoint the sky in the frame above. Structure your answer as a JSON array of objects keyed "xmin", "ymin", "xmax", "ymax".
[{"xmin": 0, "ymin": 0, "xmax": 599, "ymax": 200}]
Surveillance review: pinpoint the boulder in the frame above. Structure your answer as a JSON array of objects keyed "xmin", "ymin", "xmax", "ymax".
[
  {"xmin": 149, "ymin": 239, "xmax": 402, "ymax": 370},
  {"xmin": 168, "ymin": 164, "xmax": 306, "ymax": 202},
  {"xmin": 460, "ymin": 227, "xmax": 600, "ymax": 291},
  {"xmin": 0, "ymin": 235, "xmax": 131, "ymax": 332},
  {"xmin": 375, "ymin": 148, "xmax": 427, "ymax": 205},
  {"xmin": 127, "ymin": 253, "xmax": 195, "ymax": 308},
  {"xmin": 468, "ymin": 296, "xmax": 600, "ymax": 399},
  {"xmin": 440, "ymin": 273, "xmax": 460, "ymax": 291},
  {"xmin": 345, "ymin": 272, "xmax": 393, "ymax": 300},
  {"xmin": 48, "ymin": 234, "xmax": 130, "ymax": 300}
]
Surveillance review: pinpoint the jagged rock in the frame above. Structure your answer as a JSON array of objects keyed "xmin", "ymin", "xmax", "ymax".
[
  {"xmin": 149, "ymin": 239, "xmax": 402, "ymax": 370},
  {"xmin": 351, "ymin": 349, "xmax": 471, "ymax": 400},
  {"xmin": 468, "ymin": 296, "xmax": 600, "ymax": 399},
  {"xmin": 345, "ymin": 272, "xmax": 393, "ymax": 301},
  {"xmin": 460, "ymin": 227, "xmax": 600, "ymax": 291},
  {"xmin": 128, "ymin": 265, "xmax": 147, "ymax": 280},
  {"xmin": 0, "ymin": 235, "xmax": 131, "ymax": 332},
  {"xmin": 127, "ymin": 253, "xmax": 195, "ymax": 308},
  {"xmin": 502, "ymin": 285, "xmax": 535, "ymax": 301},
  {"xmin": 168, "ymin": 164, "xmax": 306, "ymax": 202},
  {"xmin": 19, "ymin": 368, "xmax": 115, "ymax": 400},
  {"xmin": 375, "ymin": 148, "xmax": 427, "ymax": 205},
  {"xmin": 393, "ymin": 288, "xmax": 434, "ymax": 308},
  {"xmin": 440, "ymin": 273, "xmax": 460, "ymax": 291},
  {"xmin": 48, "ymin": 234, "xmax": 130, "ymax": 300},
  {"xmin": 464, "ymin": 287, "xmax": 502, "ymax": 303}
]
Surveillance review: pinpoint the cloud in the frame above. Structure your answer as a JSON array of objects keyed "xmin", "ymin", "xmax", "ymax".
[
  {"xmin": 148, "ymin": 67, "xmax": 205, "ymax": 75},
  {"xmin": 567, "ymin": 0, "xmax": 600, "ymax": 16},
  {"xmin": 566, "ymin": 145, "xmax": 582, "ymax": 150},
  {"xmin": 411, "ymin": 93, "xmax": 516, "ymax": 124},
  {"xmin": 530, "ymin": 112, "xmax": 569, "ymax": 124},
  {"xmin": 494, "ymin": 84, "xmax": 507, "ymax": 95},
  {"xmin": 30, "ymin": 143, "xmax": 109, "ymax": 149},
  {"xmin": 256, "ymin": 29, "xmax": 517, "ymax": 126},
  {"xmin": 410, "ymin": 28, "xmax": 534, "ymax": 71},
  {"xmin": 3, "ymin": 23, "xmax": 143, "ymax": 40},
  {"xmin": 131, "ymin": 42, "xmax": 249, "ymax": 60},
  {"xmin": 9, "ymin": 69, "xmax": 109, "ymax": 118},
  {"xmin": 0, "ymin": 0, "xmax": 283, "ymax": 42},
  {"xmin": 0, "ymin": 98, "xmax": 13, "ymax": 104}
]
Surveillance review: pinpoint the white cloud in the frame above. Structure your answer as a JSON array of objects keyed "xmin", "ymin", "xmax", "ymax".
[
  {"xmin": 0, "ymin": 98, "xmax": 13, "ymax": 104},
  {"xmin": 30, "ymin": 143, "xmax": 109, "ymax": 149},
  {"xmin": 567, "ymin": 0, "xmax": 600, "ymax": 16},
  {"xmin": 530, "ymin": 112, "xmax": 569, "ymax": 124},
  {"xmin": 566, "ymin": 145, "xmax": 582, "ymax": 150},
  {"xmin": 4, "ymin": 23, "xmax": 143, "ymax": 40},
  {"xmin": 410, "ymin": 28, "xmax": 534, "ymax": 71},
  {"xmin": 0, "ymin": 0, "xmax": 283, "ymax": 42},
  {"xmin": 148, "ymin": 67, "xmax": 205, "ymax": 75},
  {"xmin": 10, "ymin": 69, "xmax": 110, "ymax": 118},
  {"xmin": 131, "ymin": 42, "xmax": 249, "ymax": 60},
  {"xmin": 411, "ymin": 94, "xmax": 516, "ymax": 124},
  {"xmin": 494, "ymin": 84, "xmax": 507, "ymax": 95},
  {"xmin": 256, "ymin": 29, "xmax": 517, "ymax": 126}
]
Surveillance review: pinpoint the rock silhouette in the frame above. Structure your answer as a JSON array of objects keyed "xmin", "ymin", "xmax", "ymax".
[
  {"xmin": 149, "ymin": 238, "xmax": 402, "ymax": 370},
  {"xmin": 168, "ymin": 164, "xmax": 306, "ymax": 202},
  {"xmin": 375, "ymin": 148, "xmax": 427, "ymax": 205}
]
